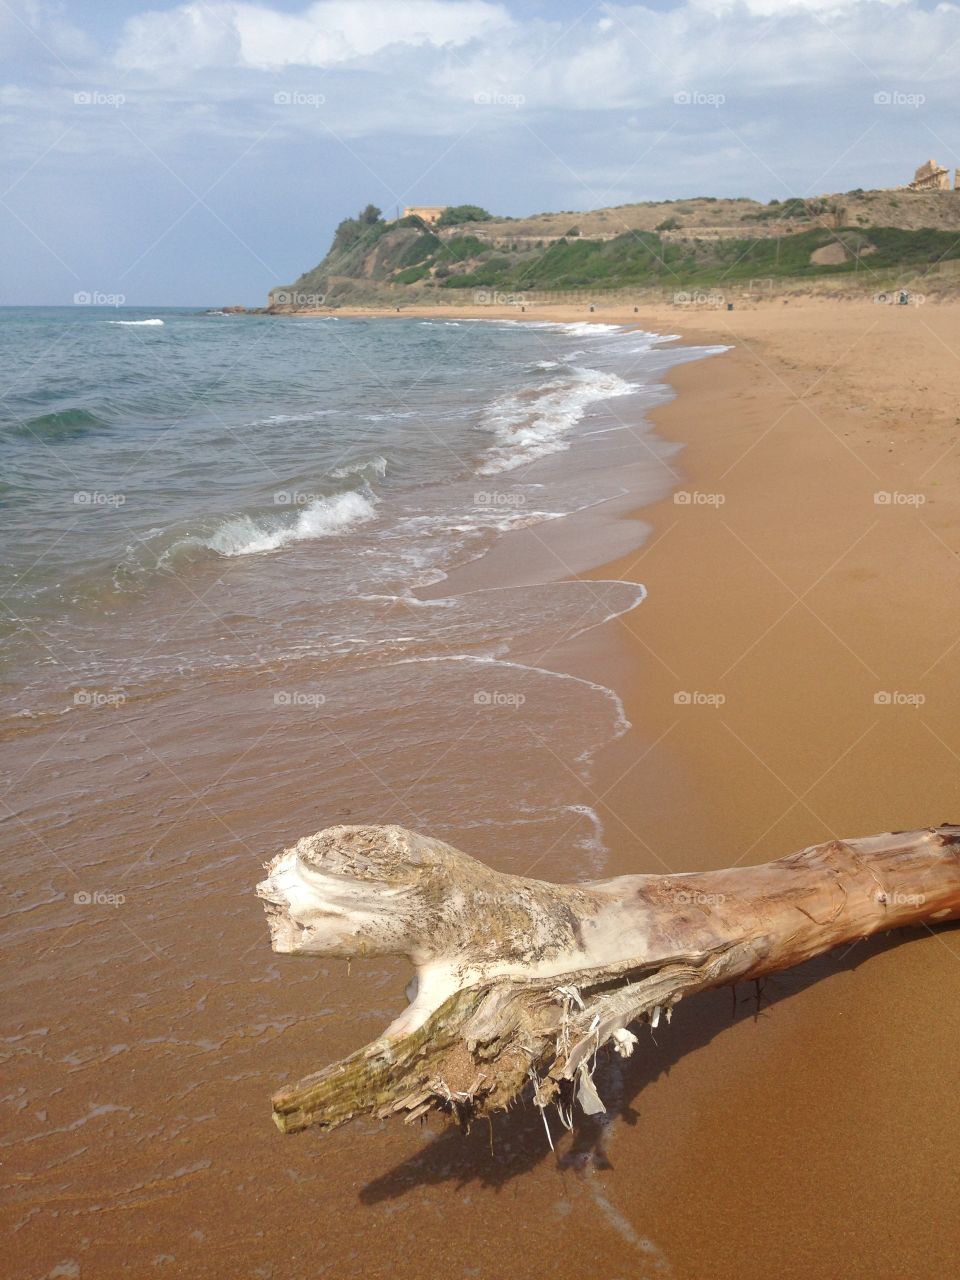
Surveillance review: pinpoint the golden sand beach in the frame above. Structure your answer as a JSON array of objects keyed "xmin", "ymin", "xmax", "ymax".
[
  {"xmin": 574, "ymin": 297, "xmax": 960, "ymax": 1278},
  {"xmin": 325, "ymin": 295, "xmax": 960, "ymax": 1277},
  {"xmin": 6, "ymin": 298, "xmax": 960, "ymax": 1280}
]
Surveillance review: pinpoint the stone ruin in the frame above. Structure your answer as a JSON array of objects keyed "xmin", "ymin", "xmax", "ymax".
[
  {"xmin": 401, "ymin": 205, "xmax": 449, "ymax": 225},
  {"xmin": 907, "ymin": 159, "xmax": 955, "ymax": 191}
]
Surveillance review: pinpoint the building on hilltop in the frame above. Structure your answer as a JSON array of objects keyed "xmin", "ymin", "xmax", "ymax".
[
  {"xmin": 907, "ymin": 159, "xmax": 954, "ymax": 191},
  {"xmin": 402, "ymin": 205, "xmax": 449, "ymax": 225}
]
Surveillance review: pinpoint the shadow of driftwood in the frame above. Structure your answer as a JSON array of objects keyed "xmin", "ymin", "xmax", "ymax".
[{"xmin": 357, "ymin": 923, "xmax": 955, "ymax": 1203}]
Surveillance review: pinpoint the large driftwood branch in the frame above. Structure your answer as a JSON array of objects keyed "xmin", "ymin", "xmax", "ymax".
[{"xmin": 257, "ymin": 824, "xmax": 960, "ymax": 1135}]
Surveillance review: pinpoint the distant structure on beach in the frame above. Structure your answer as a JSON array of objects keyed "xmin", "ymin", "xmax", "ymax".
[
  {"xmin": 401, "ymin": 205, "xmax": 449, "ymax": 225},
  {"xmin": 907, "ymin": 159, "xmax": 957, "ymax": 191}
]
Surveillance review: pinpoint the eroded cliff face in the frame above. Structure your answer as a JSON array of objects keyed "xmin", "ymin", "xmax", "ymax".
[
  {"xmin": 267, "ymin": 188, "xmax": 960, "ymax": 311},
  {"xmin": 270, "ymin": 216, "xmax": 449, "ymax": 308}
]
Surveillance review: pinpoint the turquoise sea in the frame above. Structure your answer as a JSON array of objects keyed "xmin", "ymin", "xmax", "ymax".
[{"xmin": 1, "ymin": 306, "xmax": 727, "ymax": 850}]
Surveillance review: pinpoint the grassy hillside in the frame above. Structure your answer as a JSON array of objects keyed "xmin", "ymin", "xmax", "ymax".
[
  {"xmin": 440, "ymin": 226, "xmax": 960, "ymax": 291},
  {"xmin": 274, "ymin": 191, "xmax": 960, "ymax": 308}
]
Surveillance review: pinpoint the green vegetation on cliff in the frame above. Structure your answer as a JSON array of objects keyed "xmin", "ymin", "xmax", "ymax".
[
  {"xmin": 276, "ymin": 193, "xmax": 960, "ymax": 306},
  {"xmin": 436, "ymin": 204, "xmax": 493, "ymax": 226},
  {"xmin": 440, "ymin": 225, "xmax": 960, "ymax": 290}
]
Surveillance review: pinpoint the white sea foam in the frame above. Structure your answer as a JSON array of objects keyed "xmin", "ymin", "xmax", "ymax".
[
  {"xmin": 394, "ymin": 653, "xmax": 632, "ymax": 751},
  {"xmin": 108, "ymin": 318, "xmax": 164, "ymax": 327},
  {"xmin": 434, "ymin": 803, "xmax": 609, "ymax": 873},
  {"xmin": 558, "ymin": 321, "xmax": 625, "ymax": 336},
  {"xmin": 202, "ymin": 489, "xmax": 377, "ymax": 556},
  {"xmin": 250, "ymin": 409, "xmax": 334, "ymax": 426},
  {"xmin": 477, "ymin": 366, "xmax": 637, "ymax": 474},
  {"xmin": 568, "ymin": 803, "xmax": 608, "ymax": 873},
  {"xmin": 357, "ymin": 592, "xmax": 459, "ymax": 608},
  {"xmin": 430, "ymin": 578, "xmax": 646, "ymax": 637},
  {"xmin": 329, "ymin": 455, "xmax": 387, "ymax": 480}
]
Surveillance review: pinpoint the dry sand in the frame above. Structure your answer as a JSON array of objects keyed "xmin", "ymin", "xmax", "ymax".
[
  {"xmin": 559, "ymin": 296, "xmax": 960, "ymax": 1278},
  {"xmin": 577, "ymin": 298, "xmax": 960, "ymax": 1280}
]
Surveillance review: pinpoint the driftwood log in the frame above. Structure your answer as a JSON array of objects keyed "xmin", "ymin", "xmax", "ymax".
[{"xmin": 257, "ymin": 823, "xmax": 960, "ymax": 1136}]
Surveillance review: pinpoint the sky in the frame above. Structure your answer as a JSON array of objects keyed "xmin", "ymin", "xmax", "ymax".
[{"xmin": 2, "ymin": 0, "xmax": 959, "ymax": 305}]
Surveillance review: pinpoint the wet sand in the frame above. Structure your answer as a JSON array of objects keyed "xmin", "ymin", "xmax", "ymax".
[{"xmin": 6, "ymin": 299, "xmax": 960, "ymax": 1280}]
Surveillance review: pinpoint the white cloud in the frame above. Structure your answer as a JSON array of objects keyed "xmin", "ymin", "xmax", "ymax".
[
  {"xmin": 691, "ymin": 0, "xmax": 910, "ymax": 12},
  {"xmin": 427, "ymin": 0, "xmax": 960, "ymax": 112},
  {"xmin": 6, "ymin": 0, "xmax": 960, "ymax": 303},
  {"xmin": 4, "ymin": 0, "xmax": 957, "ymax": 149},
  {"xmin": 115, "ymin": 0, "xmax": 513, "ymax": 71},
  {"xmin": 0, "ymin": 0, "xmax": 96, "ymax": 63}
]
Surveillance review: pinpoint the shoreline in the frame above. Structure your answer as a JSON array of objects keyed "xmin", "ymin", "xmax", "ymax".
[
  {"xmin": 371, "ymin": 295, "xmax": 960, "ymax": 1274},
  {"xmin": 550, "ymin": 299, "xmax": 960, "ymax": 1277},
  {"xmin": 7, "ymin": 300, "xmax": 960, "ymax": 1279},
  {"xmin": 333, "ymin": 296, "xmax": 960, "ymax": 1272}
]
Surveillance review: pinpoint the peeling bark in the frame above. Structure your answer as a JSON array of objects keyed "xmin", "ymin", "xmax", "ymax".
[{"xmin": 257, "ymin": 824, "xmax": 960, "ymax": 1135}]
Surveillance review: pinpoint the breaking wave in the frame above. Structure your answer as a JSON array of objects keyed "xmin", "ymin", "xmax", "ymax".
[
  {"xmin": 201, "ymin": 489, "xmax": 377, "ymax": 556},
  {"xmin": 477, "ymin": 366, "xmax": 637, "ymax": 474},
  {"xmin": 558, "ymin": 322, "xmax": 625, "ymax": 336},
  {"xmin": 329, "ymin": 455, "xmax": 388, "ymax": 481}
]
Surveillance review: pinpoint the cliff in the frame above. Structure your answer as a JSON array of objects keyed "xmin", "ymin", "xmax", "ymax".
[{"xmin": 270, "ymin": 190, "xmax": 960, "ymax": 309}]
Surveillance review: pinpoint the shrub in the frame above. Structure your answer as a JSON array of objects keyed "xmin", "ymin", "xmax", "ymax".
[
  {"xmin": 396, "ymin": 233, "xmax": 440, "ymax": 267},
  {"xmin": 331, "ymin": 205, "xmax": 386, "ymax": 253},
  {"xmin": 436, "ymin": 205, "xmax": 493, "ymax": 227},
  {"xmin": 393, "ymin": 263, "xmax": 431, "ymax": 284},
  {"xmin": 438, "ymin": 235, "xmax": 487, "ymax": 262}
]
